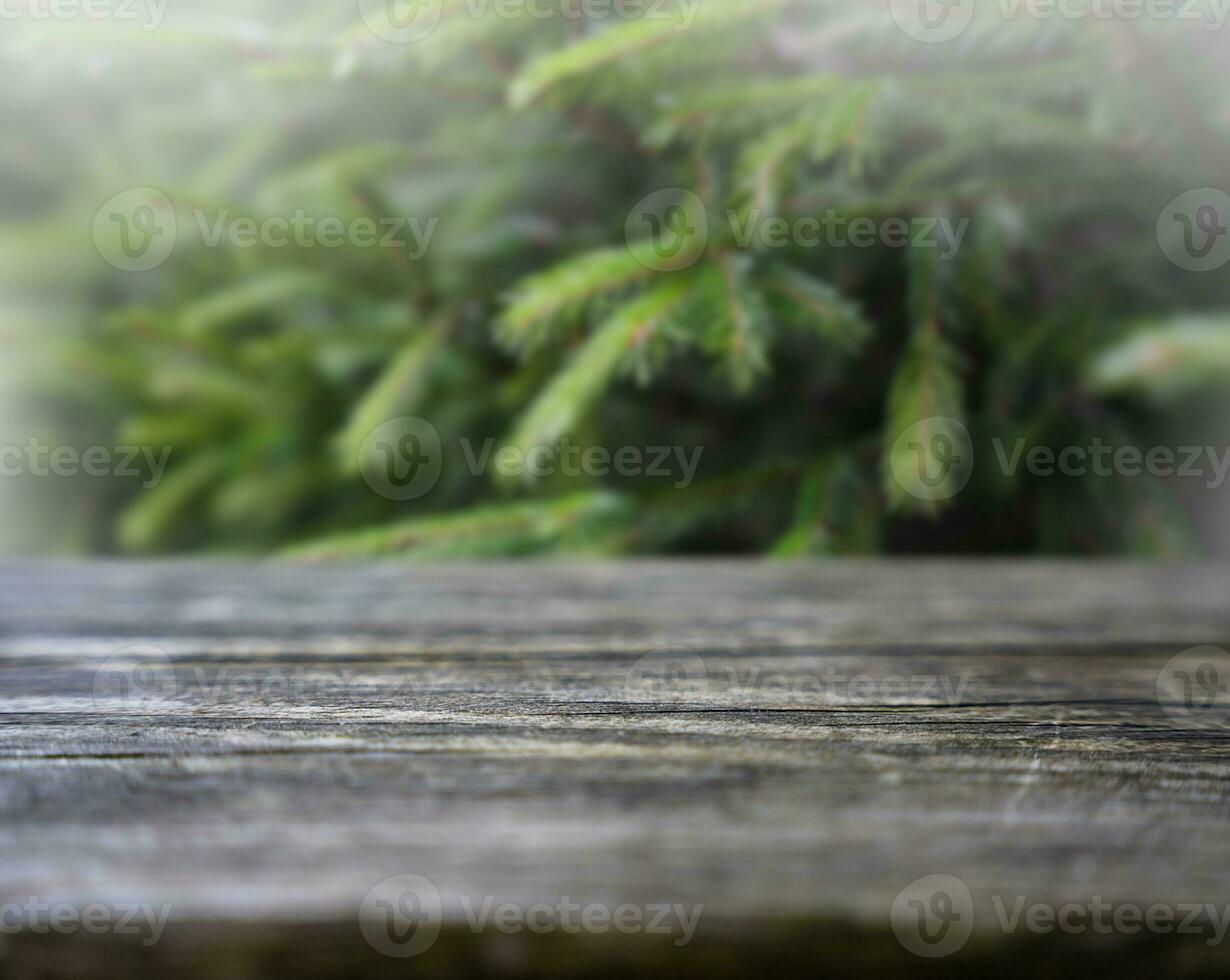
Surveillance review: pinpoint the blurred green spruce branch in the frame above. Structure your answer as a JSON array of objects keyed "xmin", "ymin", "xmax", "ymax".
[{"xmin": 5, "ymin": 0, "xmax": 1230, "ymax": 556}]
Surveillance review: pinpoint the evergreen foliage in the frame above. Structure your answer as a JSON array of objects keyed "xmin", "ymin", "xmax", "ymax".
[{"xmin": 4, "ymin": 1, "xmax": 1230, "ymax": 556}]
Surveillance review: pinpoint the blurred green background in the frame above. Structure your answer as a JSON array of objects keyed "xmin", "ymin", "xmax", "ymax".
[{"xmin": 3, "ymin": 0, "xmax": 1230, "ymax": 558}]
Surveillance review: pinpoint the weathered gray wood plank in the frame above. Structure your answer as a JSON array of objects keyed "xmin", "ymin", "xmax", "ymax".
[{"xmin": 1, "ymin": 561, "xmax": 1230, "ymax": 977}]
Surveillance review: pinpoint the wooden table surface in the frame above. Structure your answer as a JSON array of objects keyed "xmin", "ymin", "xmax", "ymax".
[{"xmin": 2, "ymin": 560, "xmax": 1230, "ymax": 977}]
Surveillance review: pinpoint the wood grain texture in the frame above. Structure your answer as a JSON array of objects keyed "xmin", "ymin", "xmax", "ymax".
[{"xmin": 1, "ymin": 560, "xmax": 1230, "ymax": 978}]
